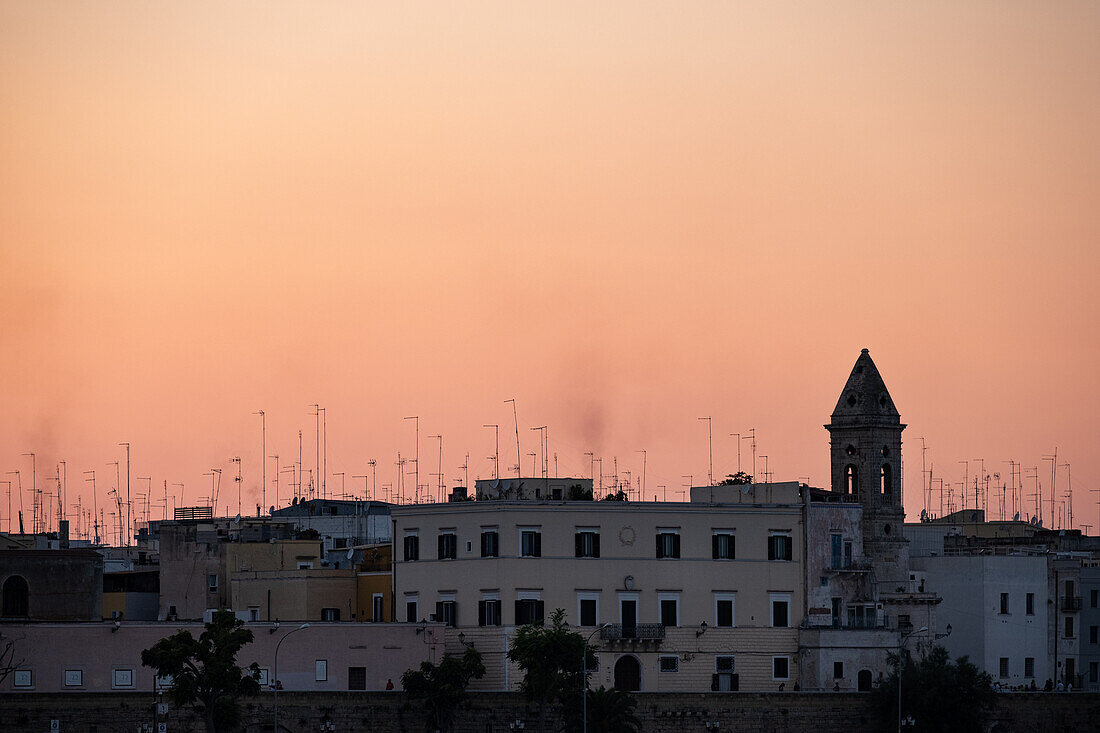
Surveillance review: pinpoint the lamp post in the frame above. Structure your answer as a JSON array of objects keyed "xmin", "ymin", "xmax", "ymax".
[
  {"xmin": 582, "ymin": 623, "xmax": 611, "ymax": 733},
  {"xmin": 274, "ymin": 623, "xmax": 310, "ymax": 733},
  {"xmin": 897, "ymin": 626, "xmax": 927, "ymax": 733}
]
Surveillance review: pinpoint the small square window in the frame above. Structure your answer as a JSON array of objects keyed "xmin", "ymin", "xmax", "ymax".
[
  {"xmin": 772, "ymin": 656, "xmax": 789, "ymax": 680},
  {"xmin": 64, "ymin": 669, "xmax": 83, "ymax": 687},
  {"xmin": 13, "ymin": 669, "xmax": 32, "ymax": 688},
  {"xmin": 659, "ymin": 656, "xmax": 679, "ymax": 673},
  {"xmin": 207, "ymin": 574, "xmax": 218, "ymax": 592},
  {"xmin": 520, "ymin": 529, "xmax": 542, "ymax": 557},
  {"xmin": 712, "ymin": 532, "xmax": 735, "ymax": 559},
  {"xmin": 113, "ymin": 669, "xmax": 134, "ymax": 688},
  {"xmin": 656, "ymin": 530, "xmax": 681, "ymax": 559},
  {"xmin": 768, "ymin": 534, "xmax": 792, "ymax": 561}
]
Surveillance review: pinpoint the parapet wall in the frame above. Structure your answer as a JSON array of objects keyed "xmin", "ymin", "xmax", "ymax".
[{"xmin": 1, "ymin": 691, "xmax": 1097, "ymax": 733}]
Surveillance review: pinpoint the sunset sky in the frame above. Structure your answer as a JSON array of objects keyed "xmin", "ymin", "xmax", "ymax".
[{"xmin": 2, "ymin": 2, "xmax": 1098, "ymax": 539}]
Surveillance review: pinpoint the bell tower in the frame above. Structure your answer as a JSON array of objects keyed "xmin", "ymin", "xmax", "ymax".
[{"xmin": 825, "ymin": 349, "xmax": 908, "ymax": 584}]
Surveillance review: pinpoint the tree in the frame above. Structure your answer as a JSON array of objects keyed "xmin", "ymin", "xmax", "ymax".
[
  {"xmin": 718, "ymin": 472, "xmax": 753, "ymax": 485},
  {"xmin": 568, "ymin": 484, "xmax": 593, "ymax": 501},
  {"xmin": 585, "ymin": 686, "xmax": 641, "ymax": 733},
  {"xmin": 0, "ymin": 632, "xmax": 24, "ymax": 687},
  {"xmin": 507, "ymin": 608, "xmax": 595, "ymax": 733},
  {"xmin": 601, "ymin": 489, "xmax": 628, "ymax": 502},
  {"xmin": 873, "ymin": 645, "xmax": 994, "ymax": 733},
  {"xmin": 401, "ymin": 645, "xmax": 485, "ymax": 732},
  {"xmin": 141, "ymin": 609, "xmax": 261, "ymax": 733}
]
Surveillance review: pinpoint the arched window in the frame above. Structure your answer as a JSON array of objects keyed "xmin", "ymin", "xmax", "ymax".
[
  {"xmin": 880, "ymin": 464, "xmax": 892, "ymax": 496},
  {"xmin": 2, "ymin": 575, "xmax": 29, "ymax": 617},
  {"xmin": 845, "ymin": 465, "xmax": 858, "ymax": 498},
  {"xmin": 857, "ymin": 669, "xmax": 873, "ymax": 692}
]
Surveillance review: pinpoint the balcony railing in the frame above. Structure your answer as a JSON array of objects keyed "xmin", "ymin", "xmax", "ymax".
[
  {"xmin": 1060, "ymin": 596, "xmax": 1083, "ymax": 611},
  {"xmin": 600, "ymin": 623, "xmax": 666, "ymax": 641}
]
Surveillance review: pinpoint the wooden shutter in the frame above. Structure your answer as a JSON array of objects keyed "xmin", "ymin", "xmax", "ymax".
[
  {"xmin": 593, "ymin": 533, "xmax": 600, "ymax": 558},
  {"xmin": 478, "ymin": 600, "xmax": 487, "ymax": 626},
  {"xmin": 535, "ymin": 600, "xmax": 545, "ymax": 623},
  {"xmin": 712, "ymin": 534, "xmax": 720, "ymax": 559},
  {"xmin": 672, "ymin": 534, "xmax": 681, "ymax": 558},
  {"xmin": 575, "ymin": 533, "xmax": 583, "ymax": 557}
]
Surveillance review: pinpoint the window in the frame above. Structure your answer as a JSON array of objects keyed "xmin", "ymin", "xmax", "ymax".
[
  {"xmin": 248, "ymin": 606, "xmax": 259, "ymax": 622},
  {"xmin": 520, "ymin": 528, "xmax": 542, "ymax": 558},
  {"xmin": 372, "ymin": 593, "xmax": 384, "ymax": 622},
  {"xmin": 321, "ymin": 607, "xmax": 340, "ymax": 622},
  {"xmin": 480, "ymin": 529, "xmax": 499, "ymax": 557},
  {"xmin": 658, "ymin": 594, "xmax": 679, "ymax": 627},
  {"xmin": 297, "ymin": 561, "xmax": 313, "ymax": 570},
  {"xmin": 113, "ymin": 669, "xmax": 133, "ymax": 688},
  {"xmin": 844, "ymin": 542, "xmax": 853, "ymax": 568},
  {"xmin": 1092, "ymin": 589, "xmax": 1099, "ymax": 609},
  {"xmin": 1091, "ymin": 662, "xmax": 1099, "ymax": 685},
  {"xmin": 831, "ymin": 598, "xmax": 842, "ymax": 627},
  {"xmin": 1091, "ymin": 625, "xmax": 1098, "ymax": 645},
  {"xmin": 479, "ymin": 597, "xmax": 502, "ymax": 626},
  {"xmin": 405, "ymin": 594, "xmax": 418, "ymax": 623},
  {"xmin": 768, "ymin": 533, "xmax": 792, "ymax": 561},
  {"xmin": 712, "ymin": 531, "xmax": 735, "ymax": 560},
  {"xmin": 772, "ymin": 656, "xmax": 789, "ymax": 681},
  {"xmin": 1026, "ymin": 592, "xmax": 1035, "ymax": 615},
  {"xmin": 437, "ymin": 531, "xmax": 457, "ymax": 560},
  {"xmin": 847, "ymin": 604, "xmax": 876, "ymax": 629},
  {"xmin": 1024, "ymin": 657, "xmax": 1035, "ymax": 678},
  {"xmin": 770, "ymin": 594, "xmax": 791, "ymax": 628},
  {"xmin": 435, "ymin": 598, "xmax": 457, "ymax": 627},
  {"xmin": 2, "ymin": 575, "xmax": 29, "ymax": 617},
  {"xmin": 715, "ymin": 593, "xmax": 735, "ymax": 627},
  {"xmin": 831, "ymin": 534, "xmax": 842, "ymax": 569},
  {"xmin": 207, "ymin": 574, "xmax": 218, "ymax": 592},
  {"xmin": 834, "ymin": 661, "xmax": 844, "ymax": 679},
  {"xmin": 403, "ymin": 532, "xmax": 419, "ymax": 561},
  {"xmin": 257, "ymin": 668, "xmax": 270, "ymax": 687},
  {"xmin": 64, "ymin": 669, "xmax": 83, "ymax": 687},
  {"xmin": 999, "ymin": 658, "xmax": 1009, "ymax": 678},
  {"xmin": 578, "ymin": 593, "xmax": 599, "ymax": 626},
  {"xmin": 13, "ymin": 669, "xmax": 32, "ymax": 688},
  {"xmin": 1000, "ymin": 593, "xmax": 1009, "ymax": 614},
  {"xmin": 656, "ymin": 529, "xmax": 680, "ymax": 559},
  {"xmin": 315, "ymin": 660, "xmax": 328, "ymax": 682},
  {"xmin": 659, "ymin": 656, "xmax": 679, "ymax": 673},
  {"xmin": 515, "ymin": 598, "xmax": 545, "ymax": 625},
  {"xmin": 348, "ymin": 666, "xmax": 366, "ymax": 691},
  {"xmin": 575, "ymin": 529, "xmax": 600, "ymax": 558},
  {"xmin": 713, "ymin": 656, "xmax": 737, "ymax": 692},
  {"xmin": 1066, "ymin": 616, "xmax": 1075, "ymax": 638}
]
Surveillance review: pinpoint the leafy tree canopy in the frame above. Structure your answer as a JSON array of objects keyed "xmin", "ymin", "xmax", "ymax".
[
  {"xmin": 585, "ymin": 686, "xmax": 641, "ymax": 733},
  {"xmin": 141, "ymin": 609, "xmax": 260, "ymax": 733},
  {"xmin": 508, "ymin": 608, "xmax": 595, "ymax": 733},
  {"xmin": 874, "ymin": 645, "xmax": 995, "ymax": 733},
  {"xmin": 601, "ymin": 489, "xmax": 629, "ymax": 502},
  {"xmin": 718, "ymin": 472, "xmax": 753, "ymax": 485},
  {"xmin": 401, "ymin": 645, "xmax": 485, "ymax": 733},
  {"xmin": 568, "ymin": 484, "xmax": 593, "ymax": 501}
]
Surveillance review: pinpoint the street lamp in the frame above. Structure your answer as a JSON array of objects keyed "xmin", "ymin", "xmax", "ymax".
[
  {"xmin": 582, "ymin": 623, "xmax": 611, "ymax": 733},
  {"xmin": 274, "ymin": 623, "xmax": 310, "ymax": 733},
  {"xmin": 897, "ymin": 626, "xmax": 927, "ymax": 733}
]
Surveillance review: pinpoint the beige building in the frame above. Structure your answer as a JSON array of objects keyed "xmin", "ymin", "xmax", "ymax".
[
  {"xmin": 227, "ymin": 539, "xmax": 358, "ymax": 622},
  {"xmin": 392, "ymin": 481, "xmax": 806, "ymax": 692}
]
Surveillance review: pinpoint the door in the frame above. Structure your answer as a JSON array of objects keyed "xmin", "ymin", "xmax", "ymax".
[
  {"xmin": 621, "ymin": 599, "xmax": 637, "ymax": 638},
  {"xmin": 614, "ymin": 655, "xmax": 641, "ymax": 692}
]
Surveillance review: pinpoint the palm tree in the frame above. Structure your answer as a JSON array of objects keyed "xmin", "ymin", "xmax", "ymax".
[{"xmin": 585, "ymin": 686, "xmax": 641, "ymax": 733}]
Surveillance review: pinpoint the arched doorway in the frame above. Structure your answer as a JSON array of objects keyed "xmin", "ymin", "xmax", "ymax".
[
  {"xmin": 2, "ymin": 575, "xmax": 29, "ymax": 617},
  {"xmin": 857, "ymin": 669, "xmax": 872, "ymax": 692},
  {"xmin": 613, "ymin": 655, "xmax": 641, "ymax": 692}
]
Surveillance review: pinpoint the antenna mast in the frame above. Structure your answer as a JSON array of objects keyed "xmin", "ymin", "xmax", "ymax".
[{"xmin": 505, "ymin": 398, "xmax": 521, "ymax": 478}]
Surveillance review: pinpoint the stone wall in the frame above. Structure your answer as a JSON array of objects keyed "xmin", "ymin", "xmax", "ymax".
[{"xmin": 1, "ymin": 691, "xmax": 1097, "ymax": 733}]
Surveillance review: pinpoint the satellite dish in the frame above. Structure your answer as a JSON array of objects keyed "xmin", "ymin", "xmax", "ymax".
[
  {"xmin": 1013, "ymin": 512, "xmax": 1020, "ymax": 521},
  {"xmin": 346, "ymin": 548, "xmax": 354, "ymax": 560},
  {"xmin": 234, "ymin": 513, "xmax": 242, "ymax": 524},
  {"xmin": 1037, "ymin": 519, "xmax": 1044, "ymax": 528},
  {"xmin": 920, "ymin": 509, "xmax": 928, "ymax": 522}
]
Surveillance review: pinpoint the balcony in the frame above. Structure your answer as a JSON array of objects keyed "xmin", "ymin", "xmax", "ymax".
[
  {"xmin": 1060, "ymin": 596, "xmax": 1083, "ymax": 611},
  {"xmin": 600, "ymin": 623, "xmax": 666, "ymax": 642}
]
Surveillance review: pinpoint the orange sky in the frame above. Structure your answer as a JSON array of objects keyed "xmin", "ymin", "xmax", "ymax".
[{"xmin": 2, "ymin": 2, "xmax": 1098, "ymax": 539}]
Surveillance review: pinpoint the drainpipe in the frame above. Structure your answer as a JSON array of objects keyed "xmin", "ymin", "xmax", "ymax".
[{"xmin": 1054, "ymin": 565, "xmax": 1059, "ymax": 685}]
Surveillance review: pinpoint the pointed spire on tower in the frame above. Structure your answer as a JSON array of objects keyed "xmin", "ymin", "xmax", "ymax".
[{"xmin": 830, "ymin": 348, "xmax": 901, "ymax": 426}]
